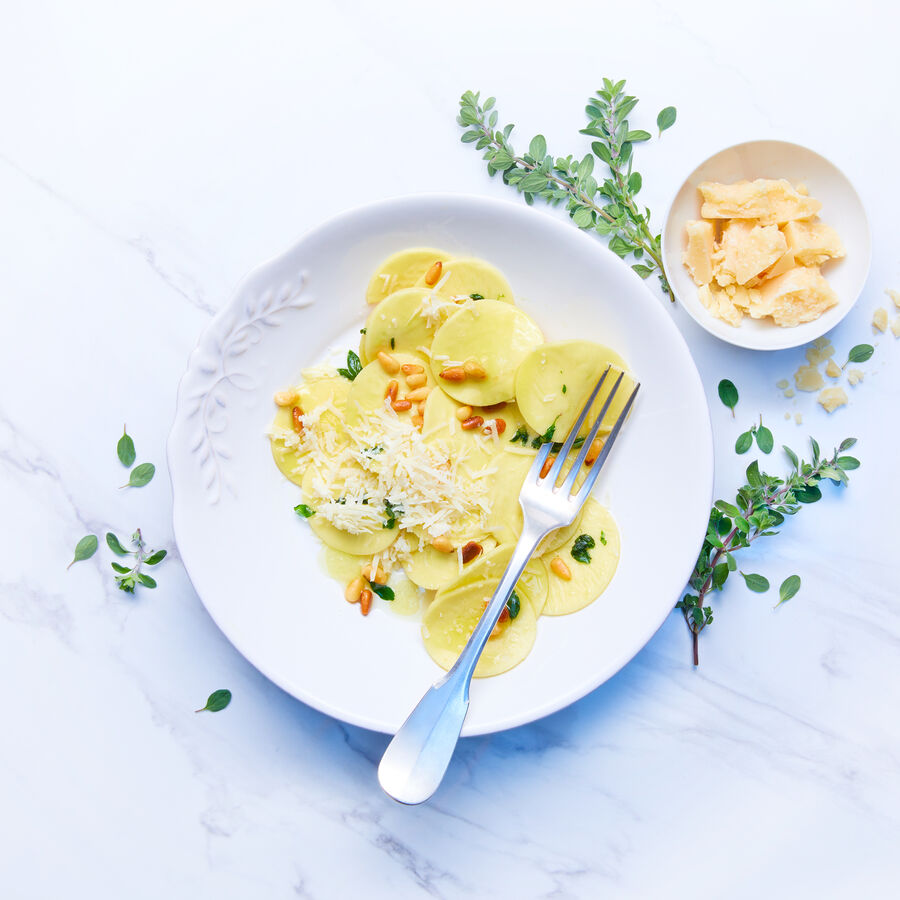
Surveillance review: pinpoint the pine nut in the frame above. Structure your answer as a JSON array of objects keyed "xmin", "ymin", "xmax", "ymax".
[
  {"xmin": 463, "ymin": 359, "xmax": 487, "ymax": 379},
  {"xmin": 424, "ymin": 260, "xmax": 443, "ymax": 286},
  {"xmin": 482, "ymin": 417, "xmax": 508, "ymax": 437},
  {"xmin": 431, "ymin": 536, "xmax": 454, "ymax": 553},
  {"xmin": 405, "ymin": 372, "xmax": 427, "ymax": 389},
  {"xmin": 385, "ymin": 379, "xmax": 399, "ymax": 402},
  {"xmin": 455, "ymin": 405, "xmax": 473, "ymax": 421},
  {"xmin": 411, "ymin": 413, "xmax": 424, "ymax": 428},
  {"xmin": 586, "ymin": 436, "xmax": 605, "ymax": 465},
  {"xmin": 362, "ymin": 564, "xmax": 387, "ymax": 584},
  {"xmin": 461, "ymin": 541, "xmax": 482, "ymax": 564},
  {"xmin": 406, "ymin": 386, "xmax": 431, "ymax": 403},
  {"xmin": 391, "ymin": 398, "xmax": 412, "ymax": 412},
  {"xmin": 460, "ymin": 415, "xmax": 484, "ymax": 431},
  {"xmin": 439, "ymin": 366, "xmax": 466, "ymax": 381},
  {"xmin": 274, "ymin": 389, "xmax": 298, "ymax": 407},
  {"xmin": 401, "ymin": 363, "xmax": 424, "ymax": 375},
  {"xmin": 359, "ymin": 589, "xmax": 373, "ymax": 616},
  {"xmin": 540, "ymin": 454, "xmax": 556, "ymax": 478},
  {"xmin": 345, "ymin": 576, "xmax": 365, "ymax": 603},
  {"xmin": 291, "ymin": 406, "xmax": 304, "ymax": 434},
  {"xmin": 550, "ymin": 557, "xmax": 572, "ymax": 580},
  {"xmin": 417, "ymin": 400, "xmax": 427, "ymax": 415},
  {"xmin": 377, "ymin": 350, "xmax": 400, "ymax": 374}
]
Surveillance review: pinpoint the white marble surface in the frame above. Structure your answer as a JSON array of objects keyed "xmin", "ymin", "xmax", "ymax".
[{"xmin": 2, "ymin": 1, "xmax": 899, "ymax": 897}]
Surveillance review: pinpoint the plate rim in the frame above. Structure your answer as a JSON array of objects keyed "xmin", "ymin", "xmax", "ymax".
[
  {"xmin": 168, "ymin": 191, "xmax": 714, "ymax": 735},
  {"xmin": 661, "ymin": 138, "xmax": 872, "ymax": 352}
]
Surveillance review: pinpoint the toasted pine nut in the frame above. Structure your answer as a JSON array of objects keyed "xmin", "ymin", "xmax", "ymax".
[
  {"xmin": 362, "ymin": 564, "xmax": 387, "ymax": 584},
  {"xmin": 455, "ymin": 405, "xmax": 473, "ymax": 421},
  {"xmin": 494, "ymin": 418, "xmax": 507, "ymax": 436},
  {"xmin": 385, "ymin": 379, "xmax": 399, "ymax": 402},
  {"xmin": 391, "ymin": 398, "xmax": 412, "ymax": 412},
  {"xmin": 498, "ymin": 606, "xmax": 510, "ymax": 623},
  {"xmin": 406, "ymin": 386, "xmax": 431, "ymax": 403},
  {"xmin": 586, "ymin": 437, "xmax": 605, "ymax": 465},
  {"xmin": 345, "ymin": 576, "xmax": 365, "ymax": 604},
  {"xmin": 461, "ymin": 541, "xmax": 482, "ymax": 564},
  {"xmin": 417, "ymin": 400, "xmax": 427, "ymax": 415},
  {"xmin": 377, "ymin": 350, "xmax": 400, "ymax": 374},
  {"xmin": 439, "ymin": 366, "xmax": 467, "ymax": 382},
  {"xmin": 540, "ymin": 454, "xmax": 556, "ymax": 478},
  {"xmin": 401, "ymin": 363, "xmax": 424, "ymax": 375},
  {"xmin": 463, "ymin": 359, "xmax": 487, "ymax": 379},
  {"xmin": 359, "ymin": 589, "xmax": 373, "ymax": 616},
  {"xmin": 411, "ymin": 413, "xmax": 424, "ymax": 428},
  {"xmin": 291, "ymin": 406, "xmax": 304, "ymax": 434},
  {"xmin": 405, "ymin": 372, "xmax": 427, "ymax": 389},
  {"xmin": 424, "ymin": 260, "xmax": 443, "ymax": 286},
  {"xmin": 460, "ymin": 415, "xmax": 484, "ymax": 431},
  {"xmin": 274, "ymin": 389, "xmax": 298, "ymax": 407},
  {"xmin": 431, "ymin": 536, "xmax": 454, "ymax": 553},
  {"xmin": 550, "ymin": 557, "xmax": 572, "ymax": 580}
]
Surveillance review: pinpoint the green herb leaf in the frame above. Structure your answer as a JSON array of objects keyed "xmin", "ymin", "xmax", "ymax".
[
  {"xmin": 144, "ymin": 550, "xmax": 167, "ymax": 566},
  {"xmin": 68, "ymin": 534, "xmax": 98, "ymax": 569},
  {"xmin": 383, "ymin": 500, "xmax": 402, "ymax": 529},
  {"xmin": 843, "ymin": 344, "xmax": 874, "ymax": 368},
  {"xmin": 777, "ymin": 575, "xmax": 801, "ymax": 606},
  {"xmin": 111, "ymin": 562, "xmax": 131, "ymax": 574},
  {"xmin": 509, "ymin": 425, "xmax": 530, "ymax": 445},
  {"xmin": 657, "ymin": 106, "xmax": 677, "ymax": 135},
  {"xmin": 740, "ymin": 572, "xmax": 770, "ymax": 593},
  {"xmin": 599, "ymin": 530, "xmax": 607, "ymax": 545},
  {"xmin": 561, "ymin": 384, "xmax": 567, "ymax": 394},
  {"xmin": 571, "ymin": 533, "xmax": 596, "ymax": 564},
  {"xmin": 528, "ymin": 134, "xmax": 547, "ymax": 160},
  {"xmin": 469, "ymin": 293, "xmax": 484, "ymax": 300},
  {"xmin": 196, "ymin": 689, "xmax": 232, "ymax": 713},
  {"xmin": 531, "ymin": 422, "xmax": 556, "ymax": 448},
  {"xmin": 755, "ymin": 424, "xmax": 774, "ymax": 454},
  {"xmin": 117, "ymin": 426, "xmax": 136, "ymax": 467},
  {"xmin": 718, "ymin": 379, "xmax": 739, "ymax": 416},
  {"xmin": 506, "ymin": 591, "xmax": 521, "ymax": 620},
  {"xmin": 106, "ymin": 532, "xmax": 129, "ymax": 555},
  {"xmin": 137, "ymin": 573, "xmax": 157, "ymax": 589},
  {"xmin": 735, "ymin": 431, "xmax": 753, "ymax": 454},
  {"xmin": 294, "ymin": 503, "xmax": 316, "ymax": 518},
  {"xmin": 123, "ymin": 463, "xmax": 155, "ymax": 488},
  {"xmin": 337, "ymin": 349, "xmax": 363, "ymax": 381},
  {"xmin": 837, "ymin": 455, "xmax": 860, "ymax": 470},
  {"xmin": 370, "ymin": 582, "xmax": 395, "ymax": 601}
]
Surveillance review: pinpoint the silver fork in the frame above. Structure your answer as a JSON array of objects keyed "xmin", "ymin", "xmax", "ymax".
[{"xmin": 377, "ymin": 366, "xmax": 640, "ymax": 804}]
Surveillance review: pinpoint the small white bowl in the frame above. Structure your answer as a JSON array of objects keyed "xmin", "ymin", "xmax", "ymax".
[{"xmin": 662, "ymin": 139, "xmax": 871, "ymax": 351}]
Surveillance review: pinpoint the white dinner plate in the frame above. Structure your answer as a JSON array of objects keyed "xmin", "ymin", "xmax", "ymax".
[{"xmin": 168, "ymin": 194, "xmax": 713, "ymax": 736}]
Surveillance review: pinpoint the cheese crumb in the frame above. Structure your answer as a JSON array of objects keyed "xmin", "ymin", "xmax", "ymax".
[
  {"xmin": 806, "ymin": 341, "xmax": 835, "ymax": 366},
  {"xmin": 886, "ymin": 288, "xmax": 900, "ymax": 310},
  {"xmin": 784, "ymin": 387, "xmax": 795, "ymax": 398},
  {"xmin": 872, "ymin": 307, "xmax": 888, "ymax": 333},
  {"xmin": 892, "ymin": 318, "xmax": 900, "ymax": 338},
  {"xmin": 824, "ymin": 359, "xmax": 841, "ymax": 378},
  {"xmin": 818, "ymin": 387, "xmax": 848, "ymax": 413},
  {"xmin": 784, "ymin": 412, "xmax": 791, "ymax": 420},
  {"xmin": 776, "ymin": 379, "xmax": 789, "ymax": 390},
  {"xmin": 847, "ymin": 368, "xmax": 864, "ymax": 386},
  {"xmin": 794, "ymin": 412, "xmax": 803, "ymax": 424},
  {"xmin": 794, "ymin": 364, "xmax": 824, "ymax": 392}
]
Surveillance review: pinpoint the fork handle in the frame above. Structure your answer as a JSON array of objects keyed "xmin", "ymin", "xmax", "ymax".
[{"xmin": 377, "ymin": 524, "xmax": 544, "ymax": 805}]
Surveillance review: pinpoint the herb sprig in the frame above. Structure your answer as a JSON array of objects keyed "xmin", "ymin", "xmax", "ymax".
[
  {"xmin": 338, "ymin": 350, "xmax": 363, "ymax": 381},
  {"xmin": 458, "ymin": 79, "xmax": 676, "ymax": 294},
  {"xmin": 736, "ymin": 416, "xmax": 774, "ymax": 454},
  {"xmin": 107, "ymin": 528, "xmax": 167, "ymax": 593},
  {"xmin": 677, "ymin": 437, "xmax": 858, "ymax": 665}
]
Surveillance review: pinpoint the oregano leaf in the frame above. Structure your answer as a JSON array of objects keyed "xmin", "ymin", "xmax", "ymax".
[
  {"xmin": 68, "ymin": 534, "xmax": 98, "ymax": 569},
  {"xmin": 117, "ymin": 426, "xmax": 136, "ymax": 467},
  {"xmin": 196, "ymin": 689, "xmax": 232, "ymax": 713},
  {"xmin": 740, "ymin": 572, "xmax": 770, "ymax": 593},
  {"xmin": 777, "ymin": 575, "xmax": 801, "ymax": 607}
]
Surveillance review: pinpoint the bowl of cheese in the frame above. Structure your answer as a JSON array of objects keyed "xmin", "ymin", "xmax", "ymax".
[{"xmin": 662, "ymin": 140, "xmax": 870, "ymax": 351}]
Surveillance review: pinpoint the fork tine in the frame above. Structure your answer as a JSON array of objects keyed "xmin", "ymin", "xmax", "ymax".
[
  {"xmin": 545, "ymin": 366, "xmax": 611, "ymax": 484},
  {"xmin": 561, "ymin": 371, "xmax": 625, "ymax": 494},
  {"xmin": 572, "ymin": 382, "xmax": 640, "ymax": 501}
]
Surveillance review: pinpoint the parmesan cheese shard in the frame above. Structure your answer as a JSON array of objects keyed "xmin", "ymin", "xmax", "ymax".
[
  {"xmin": 825, "ymin": 359, "xmax": 841, "ymax": 378},
  {"xmin": 697, "ymin": 283, "xmax": 744, "ymax": 327},
  {"xmin": 794, "ymin": 364, "xmax": 824, "ymax": 392},
  {"xmin": 892, "ymin": 318, "xmax": 900, "ymax": 338},
  {"xmin": 887, "ymin": 289, "xmax": 900, "ymax": 310},
  {"xmin": 806, "ymin": 340, "xmax": 835, "ymax": 366},
  {"xmin": 794, "ymin": 412, "xmax": 803, "ymax": 424},
  {"xmin": 713, "ymin": 220, "xmax": 787, "ymax": 286},
  {"xmin": 818, "ymin": 387, "xmax": 848, "ymax": 413},
  {"xmin": 724, "ymin": 283, "xmax": 758, "ymax": 310},
  {"xmin": 762, "ymin": 249, "xmax": 796, "ymax": 281},
  {"xmin": 872, "ymin": 307, "xmax": 888, "ymax": 333},
  {"xmin": 698, "ymin": 179, "xmax": 822, "ymax": 225},
  {"xmin": 682, "ymin": 220, "xmax": 715, "ymax": 285},
  {"xmin": 783, "ymin": 220, "xmax": 845, "ymax": 267},
  {"xmin": 847, "ymin": 368, "xmax": 864, "ymax": 386},
  {"xmin": 750, "ymin": 266, "xmax": 838, "ymax": 327}
]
